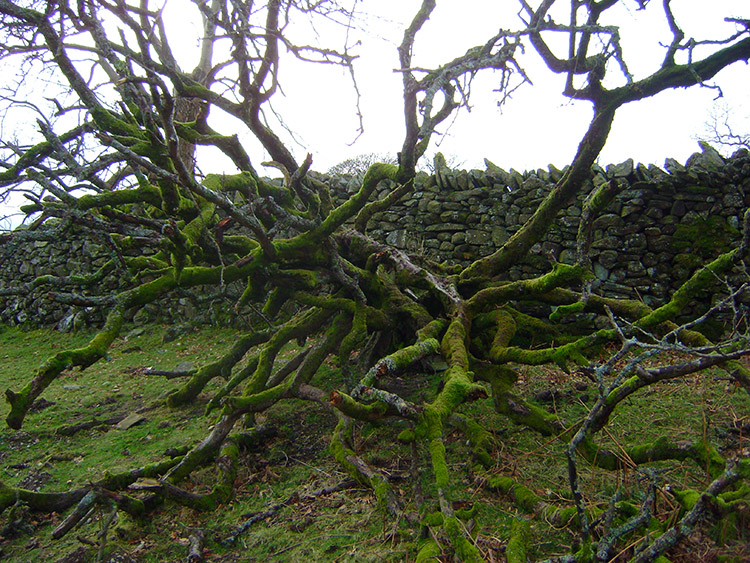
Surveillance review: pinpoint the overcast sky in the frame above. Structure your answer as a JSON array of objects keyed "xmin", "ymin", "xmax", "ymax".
[
  {"xmin": 1, "ymin": 1, "xmax": 748, "ymax": 228},
  {"xmin": 266, "ymin": 0, "xmax": 749, "ymax": 172}
]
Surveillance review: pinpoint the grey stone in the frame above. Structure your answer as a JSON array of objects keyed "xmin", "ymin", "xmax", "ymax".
[
  {"xmin": 626, "ymin": 260, "xmax": 646, "ymax": 276},
  {"xmin": 451, "ymin": 232, "xmax": 467, "ymax": 245},
  {"xmin": 466, "ymin": 229, "xmax": 492, "ymax": 245},
  {"xmin": 57, "ymin": 312, "xmax": 76, "ymax": 333},
  {"xmin": 608, "ymin": 158, "xmax": 634, "ymax": 178},
  {"xmin": 723, "ymin": 193, "xmax": 743, "ymax": 208},
  {"xmin": 694, "ymin": 141, "xmax": 725, "ymax": 170},
  {"xmin": 559, "ymin": 249, "xmax": 576, "ymax": 265},
  {"xmin": 664, "ymin": 158, "xmax": 685, "ymax": 174},
  {"xmin": 116, "ymin": 414, "xmax": 146, "ymax": 430},
  {"xmin": 592, "ymin": 214, "xmax": 621, "ymax": 229},
  {"xmin": 385, "ymin": 230, "xmax": 408, "ymax": 247},
  {"xmin": 491, "ymin": 227, "xmax": 508, "ymax": 246},
  {"xmin": 597, "ymin": 250, "xmax": 619, "ymax": 269},
  {"xmin": 592, "ymin": 236, "xmax": 620, "ymax": 250},
  {"xmin": 455, "ymin": 171, "xmax": 472, "ymax": 191},
  {"xmin": 593, "ymin": 262, "xmax": 609, "ymax": 281},
  {"xmin": 425, "ymin": 223, "xmax": 465, "ymax": 232}
]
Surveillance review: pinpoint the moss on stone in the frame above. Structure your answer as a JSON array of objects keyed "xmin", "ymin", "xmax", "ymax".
[{"xmin": 673, "ymin": 215, "xmax": 739, "ymax": 259}]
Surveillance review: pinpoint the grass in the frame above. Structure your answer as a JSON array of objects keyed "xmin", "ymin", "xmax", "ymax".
[{"xmin": 0, "ymin": 324, "xmax": 748, "ymax": 562}]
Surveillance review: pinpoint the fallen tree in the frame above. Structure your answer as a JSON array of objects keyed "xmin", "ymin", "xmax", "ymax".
[{"xmin": 0, "ymin": 0, "xmax": 749, "ymax": 560}]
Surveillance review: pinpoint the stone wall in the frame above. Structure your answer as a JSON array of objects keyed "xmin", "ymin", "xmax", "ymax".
[
  {"xmin": 1, "ymin": 144, "xmax": 748, "ymax": 329},
  {"xmin": 0, "ymin": 221, "xmax": 245, "ymax": 329},
  {"xmin": 333, "ymin": 145, "xmax": 749, "ymax": 309}
]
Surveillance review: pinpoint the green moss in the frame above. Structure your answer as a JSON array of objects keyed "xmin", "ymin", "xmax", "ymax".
[
  {"xmin": 358, "ymin": 335, "xmax": 441, "ymax": 389},
  {"xmin": 220, "ymin": 235, "xmax": 259, "ymax": 256},
  {"xmin": 488, "ymin": 309, "xmax": 517, "ymax": 354},
  {"xmin": 76, "ymin": 184, "xmax": 162, "ymax": 209},
  {"xmin": 673, "ymin": 215, "xmax": 739, "ymax": 258},
  {"xmin": 286, "ymin": 162, "xmax": 399, "ymax": 247},
  {"xmin": 490, "ymin": 330, "xmax": 607, "ymax": 371},
  {"xmin": 5, "ymin": 307, "xmax": 125, "ymax": 429},
  {"xmin": 491, "ymin": 388, "xmax": 561, "ymax": 436},
  {"xmin": 429, "ymin": 367, "xmax": 485, "ymax": 421},
  {"xmin": 467, "ymin": 263, "xmax": 589, "ymax": 315},
  {"xmin": 174, "ymin": 438, "xmax": 239, "ymax": 511},
  {"xmin": 397, "ymin": 429, "xmax": 416, "ymax": 443},
  {"xmin": 203, "ymin": 171, "xmax": 261, "ymax": 201},
  {"xmin": 711, "ymin": 512, "xmax": 741, "ymax": 543},
  {"xmin": 506, "ymin": 517, "xmax": 531, "ymax": 563},
  {"xmin": 423, "ymin": 511, "xmax": 444, "ymax": 526},
  {"xmin": 443, "ymin": 516, "xmax": 483, "ymax": 562},
  {"xmin": 448, "ymin": 413, "xmax": 493, "ymax": 468},
  {"xmin": 331, "ymin": 391, "xmax": 389, "ymax": 421},
  {"xmin": 329, "ymin": 419, "xmax": 396, "ymax": 516},
  {"xmin": 262, "ymin": 287, "xmax": 289, "ymax": 319},
  {"xmin": 167, "ymin": 333, "xmax": 262, "ymax": 407},
  {"xmin": 573, "ymin": 540, "xmax": 595, "ymax": 563},
  {"xmin": 549, "ymin": 300, "xmax": 587, "ymax": 322},
  {"xmin": 338, "ymin": 303, "xmax": 366, "ymax": 364},
  {"xmin": 415, "ymin": 539, "xmax": 442, "ymax": 562},
  {"xmin": 673, "ymin": 253, "xmax": 703, "ymax": 270},
  {"xmin": 486, "ymin": 475, "xmax": 541, "ymax": 514},
  {"xmin": 355, "ymin": 176, "xmax": 413, "ymax": 231},
  {"xmin": 429, "ymin": 437, "xmax": 450, "ymax": 488},
  {"xmin": 441, "ymin": 317, "xmax": 469, "ymax": 367},
  {"xmin": 635, "ymin": 249, "xmax": 737, "ymax": 329}
]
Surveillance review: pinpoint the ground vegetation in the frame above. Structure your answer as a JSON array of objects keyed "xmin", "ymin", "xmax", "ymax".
[{"xmin": 0, "ymin": 1, "xmax": 749, "ymax": 561}]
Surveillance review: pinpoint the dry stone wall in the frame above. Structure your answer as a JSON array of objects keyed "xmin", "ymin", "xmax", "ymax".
[
  {"xmin": 344, "ymin": 145, "xmax": 749, "ymax": 308},
  {"xmin": 1, "ymin": 144, "xmax": 749, "ymax": 330}
]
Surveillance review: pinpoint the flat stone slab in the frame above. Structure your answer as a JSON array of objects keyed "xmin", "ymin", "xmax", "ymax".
[{"xmin": 116, "ymin": 413, "xmax": 146, "ymax": 430}]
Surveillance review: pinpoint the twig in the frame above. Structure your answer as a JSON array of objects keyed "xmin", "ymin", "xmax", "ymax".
[
  {"xmin": 222, "ymin": 479, "xmax": 357, "ymax": 546},
  {"xmin": 268, "ymin": 534, "xmax": 354, "ymax": 559},
  {"xmin": 631, "ymin": 460, "xmax": 749, "ymax": 562},
  {"xmin": 186, "ymin": 529, "xmax": 205, "ymax": 562}
]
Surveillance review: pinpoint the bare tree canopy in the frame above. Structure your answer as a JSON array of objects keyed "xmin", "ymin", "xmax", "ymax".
[{"xmin": 1, "ymin": 0, "xmax": 750, "ymax": 561}]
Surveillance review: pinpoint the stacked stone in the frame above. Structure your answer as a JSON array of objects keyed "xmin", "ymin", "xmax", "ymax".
[
  {"xmin": 0, "ymin": 225, "xmax": 131, "ymax": 328},
  {"xmin": 2, "ymin": 144, "xmax": 749, "ymax": 329},
  {"xmin": 346, "ymin": 145, "xmax": 750, "ymax": 312}
]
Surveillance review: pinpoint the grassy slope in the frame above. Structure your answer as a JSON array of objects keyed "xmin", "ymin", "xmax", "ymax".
[{"xmin": 0, "ymin": 325, "xmax": 748, "ymax": 562}]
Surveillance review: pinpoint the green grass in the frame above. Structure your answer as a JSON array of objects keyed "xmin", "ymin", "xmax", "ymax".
[{"xmin": 0, "ymin": 325, "xmax": 748, "ymax": 562}]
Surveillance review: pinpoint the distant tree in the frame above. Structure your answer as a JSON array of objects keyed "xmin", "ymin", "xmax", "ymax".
[
  {"xmin": 419, "ymin": 151, "xmax": 465, "ymax": 174},
  {"xmin": 0, "ymin": 1, "xmax": 749, "ymax": 561},
  {"xmin": 703, "ymin": 101, "xmax": 750, "ymax": 153},
  {"xmin": 327, "ymin": 153, "xmax": 398, "ymax": 178}
]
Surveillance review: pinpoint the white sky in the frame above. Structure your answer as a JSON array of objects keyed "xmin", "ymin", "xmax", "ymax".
[
  {"xmin": 267, "ymin": 0, "xmax": 748, "ymax": 172},
  {"xmin": 1, "ymin": 0, "xmax": 748, "ymax": 229}
]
